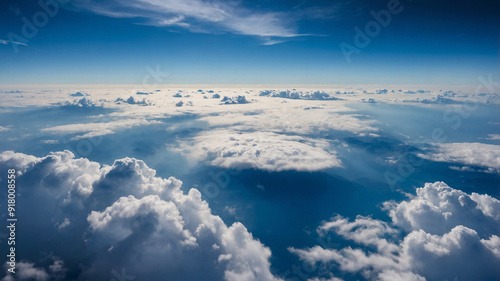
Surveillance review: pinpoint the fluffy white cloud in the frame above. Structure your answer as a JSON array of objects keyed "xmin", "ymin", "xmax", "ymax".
[
  {"xmin": 1, "ymin": 150, "xmax": 102, "ymax": 199},
  {"xmin": 3, "ymin": 262, "xmax": 49, "ymax": 281},
  {"xmin": 177, "ymin": 130, "xmax": 341, "ymax": 171},
  {"xmin": 290, "ymin": 182, "xmax": 500, "ymax": 281},
  {"xmin": 221, "ymin": 222, "xmax": 283, "ymax": 281},
  {"xmin": 0, "ymin": 150, "xmax": 282, "ymax": 281},
  {"xmin": 481, "ymin": 235, "xmax": 500, "ymax": 258},
  {"xmin": 384, "ymin": 181, "xmax": 500, "ymax": 235},
  {"xmin": 57, "ymin": 97, "xmax": 101, "ymax": 108},
  {"xmin": 419, "ymin": 142, "xmax": 500, "ymax": 173},
  {"xmin": 116, "ymin": 96, "xmax": 154, "ymax": 105},
  {"xmin": 87, "ymin": 194, "xmax": 197, "ymax": 246},
  {"xmin": 318, "ymin": 215, "xmax": 399, "ymax": 254}
]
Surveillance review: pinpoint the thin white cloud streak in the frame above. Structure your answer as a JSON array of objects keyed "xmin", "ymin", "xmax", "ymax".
[
  {"xmin": 76, "ymin": 0, "xmax": 303, "ymax": 40},
  {"xmin": 0, "ymin": 39, "xmax": 29, "ymax": 47}
]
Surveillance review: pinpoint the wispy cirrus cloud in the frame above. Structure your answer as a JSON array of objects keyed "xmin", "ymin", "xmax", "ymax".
[
  {"xmin": 0, "ymin": 39, "xmax": 28, "ymax": 47},
  {"xmin": 75, "ymin": 0, "xmax": 305, "ymax": 44}
]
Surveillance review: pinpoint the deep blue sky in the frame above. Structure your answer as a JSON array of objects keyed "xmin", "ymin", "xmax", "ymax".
[{"xmin": 0, "ymin": 0, "xmax": 498, "ymax": 85}]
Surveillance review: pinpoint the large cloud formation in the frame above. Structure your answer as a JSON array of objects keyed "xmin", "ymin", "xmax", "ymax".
[
  {"xmin": 289, "ymin": 182, "xmax": 500, "ymax": 281},
  {"xmin": 176, "ymin": 130, "xmax": 341, "ymax": 172},
  {"xmin": 0, "ymin": 151, "xmax": 283, "ymax": 281}
]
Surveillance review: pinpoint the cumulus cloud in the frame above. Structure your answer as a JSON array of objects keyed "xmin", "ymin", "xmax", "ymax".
[
  {"xmin": 69, "ymin": 92, "xmax": 88, "ymax": 97},
  {"xmin": 419, "ymin": 142, "xmax": 500, "ymax": 173},
  {"xmin": 384, "ymin": 181, "xmax": 500, "ymax": 235},
  {"xmin": 290, "ymin": 182, "xmax": 500, "ymax": 281},
  {"xmin": 259, "ymin": 90, "xmax": 342, "ymax": 101},
  {"xmin": 116, "ymin": 96, "xmax": 154, "ymax": 105},
  {"xmin": 0, "ymin": 150, "xmax": 282, "ymax": 281},
  {"xmin": 176, "ymin": 130, "xmax": 341, "ymax": 172},
  {"xmin": 57, "ymin": 97, "xmax": 101, "ymax": 109},
  {"xmin": 220, "ymin": 96, "xmax": 250, "ymax": 104}
]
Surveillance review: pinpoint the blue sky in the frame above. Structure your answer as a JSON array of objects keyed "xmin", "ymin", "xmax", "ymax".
[{"xmin": 0, "ymin": 0, "xmax": 498, "ymax": 85}]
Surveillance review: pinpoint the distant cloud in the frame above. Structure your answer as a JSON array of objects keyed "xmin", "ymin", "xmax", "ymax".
[
  {"xmin": 41, "ymin": 139, "xmax": 59, "ymax": 144},
  {"xmin": 76, "ymin": 0, "xmax": 305, "ymax": 42},
  {"xmin": 176, "ymin": 130, "xmax": 341, "ymax": 171},
  {"xmin": 57, "ymin": 97, "xmax": 101, "ymax": 109},
  {"xmin": 260, "ymin": 38, "xmax": 285, "ymax": 46},
  {"xmin": 69, "ymin": 91, "xmax": 88, "ymax": 97},
  {"xmin": 402, "ymin": 95, "xmax": 463, "ymax": 105},
  {"xmin": 198, "ymin": 106, "xmax": 377, "ymax": 135},
  {"xmin": 220, "ymin": 95, "xmax": 250, "ymax": 104},
  {"xmin": 290, "ymin": 182, "xmax": 500, "ymax": 281},
  {"xmin": 419, "ymin": 142, "xmax": 500, "ymax": 173},
  {"xmin": 116, "ymin": 96, "xmax": 154, "ymax": 105},
  {"xmin": 259, "ymin": 89, "xmax": 342, "ymax": 101},
  {"xmin": 485, "ymin": 134, "xmax": 500, "ymax": 141},
  {"xmin": 41, "ymin": 118, "xmax": 161, "ymax": 140}
]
